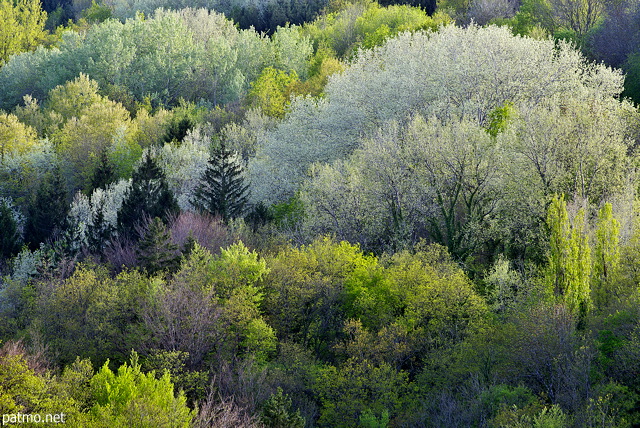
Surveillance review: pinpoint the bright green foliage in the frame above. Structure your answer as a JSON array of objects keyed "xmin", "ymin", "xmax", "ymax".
[
  {"xmin": 359, "ymin": 408, "xmax": 389, "ymax": 428},
  {"xmin": 264, "ymin": 238, "xmax": 486, "ymax": 364},
  {"xmin": 136, "ymin": 217, "xmax": 180, "ymax": 276},
  {"xmin": 248, "ymin": 67, "xmax": 300, "ymax": 118},
  {"xmin": 592, "ymin": 203, "xmax": 621, "ymax": 308},
  {"xmin": 191, "ymin": 143, "xmax": 249, "ymax": 223},
  {"xmin": 354, "ymin": 4, "xmax": 450, "ymax": 51},
  {"xmin": 0, "ymin": 344, "xmax": 80, "ymax": 420},
  {"xmin": 486, "ymin": 101, "xmax": 514, "ymax": 138},
  {"xmin": 260, "ymin": 387, "xmax": 305, "ymax": 428},
  {"xmin": 213, "ymin": 241, "xmax": 269, "ymax": 298},
  {"xmin": 89, "ymin": 353, "xmax": 193, "ymax": 428},
  {"xmin": 385, "ymin": 245, "xmax": 488, "ymax": 351},
  {"xmin": 0, "ymin": 112, "xmax": 39, "ymax": 162},
  {"xmin": 546, "ymin": 195, "xmax": 592, "ymax": 316},
  {"xmin": 313, "ymin": 358, "xmax": 413, "ymax": 427},
  {"xmin": 45, "ymin": 74, "xmax": 102, "ymax": 122},
  {"xmin": 0, "ymin": 0, "xmax": 47, "ymax": 65},
  {"xmin": 289, "ymin": 49, "xmax": 345, "ymax": 98},
  {"xmin": 262, "ymin": 238, "xmax": 374, "ymax": 355}
]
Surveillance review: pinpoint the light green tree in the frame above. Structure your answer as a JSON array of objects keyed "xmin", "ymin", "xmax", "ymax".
[
  {"xmin": 0, "ymin": 0, "xmax": 47, "ymax": 65},
  {"xmin": 546, "ymin": 194, "xmax": 592, "ymax": 315},
  {"xmin": 0, "ymin": 112, "xmax": 39, "ymax": 162},
  {"xmin": 592, "ymin": 202, "xmax": 621, "ymax": 308},
  {"xmin": 89, "ymin": 352, "xmax": 193, "ymax": 428}
]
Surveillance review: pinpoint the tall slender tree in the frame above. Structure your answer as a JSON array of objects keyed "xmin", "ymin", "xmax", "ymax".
[
  {"xmin": 88, "ymin": 147, "xmax": 116, "ymax": 194},
  {"xmin": 117, "ymin": 153, "xmax": 179, "ymax": 240},
  {"xmin": 0, "ymin": 198, "xmax": 22, "ymax": 259},
  {"xmin": 25, "ymin": 165, "xmax": 68, "ymax": 248},
  {"xmin": 546, "ymin": 194, "xmax": 592, "ymax": 317},
  {"xmin": 191, "ymin": 143, "xmax": 249, "ymax": 223}
]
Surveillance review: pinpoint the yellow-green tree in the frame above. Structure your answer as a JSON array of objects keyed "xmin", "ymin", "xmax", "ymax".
[
  {"xmin": 0, "ymin": 112, "xmax": 38, "ymax": 162},
  {"xmin": 247, "ymin": 67, "xmax": 299, "ymax": 119},
  {"xmin": 45, "ymin": 74, "xmax": 138, "ymax": 191},
  {"xmin": 592, "ymin": 202, "xmax": 620, "ymax": 308},
  {"xmin": 89, "ymin": 353, "xmax": 193, "ymax": 427},
  {"xmin": 546, "ymin": 194, "xmax": 592, "ymax": 316},
  {"xmin": 0, "ymin": 0, "xmax": 47, "ymax": 65}
]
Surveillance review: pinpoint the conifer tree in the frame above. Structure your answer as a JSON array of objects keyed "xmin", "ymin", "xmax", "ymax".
[
  {"xmin": 260, "ymin": 387, "xmax": 305, "ymax": 428},
  {"xmin": 136, "ymin": 217, "xmax": 180, "ymax": 275},
  {"xmin": 117, "ymin": 153, "xmax": 180, "ymax": 240},
  {"xmin": 88, "ymin": 199, "xmax": 114, "ymax": 254},
  {"xmin": 0, "ymin": 198, "xmax": 22, "ymax": 259},
  {"xmin": 191, "ymin": 143, "xmax": 249, "ymax": 223},
  {"xmin": 89, "ymin": 147, "xmax": 116, "ymax": 194},
  {"xmin": 25, "ymin": 165, "xmax": 69, "ymax": 248}
]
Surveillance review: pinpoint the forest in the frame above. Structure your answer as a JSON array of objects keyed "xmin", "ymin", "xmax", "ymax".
[{"xmin": 1, "ymin": 0, "xmax": 640, "ymax": 425}]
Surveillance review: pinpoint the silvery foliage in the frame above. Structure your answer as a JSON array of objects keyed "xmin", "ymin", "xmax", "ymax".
[
  {"xmin": 67, "ymin": 179, "xmax": 132, "ymax": 249},
  {"xmin": 221, "ymin": 108, "xmax": 277, "ymax": 161},
  {"xmin": 9, "ymin": 246, "xmax": 43, "ymax": 284},
  {"xmin": 155, "ymin": 127, "xmax": 211, "ymax": 211},
  {"xmin": 0, "ymin": 197, "xmax": 25, "ymax": 236},
  {"xmin": 249, "ymin": 24, "xmax": 624, "ymax": 205},
  {"xmin": 301, "ymin": 117, "xmax": 506, "ymax": 251},
  {"xmin": 300, "ymin": 89, "xmax": 636, "ymax": 253},
  {"xmin": 0, "ymin": 139, "xmax": 57, "ymax": 201},
  {"xmin": 0, "ymin": 9, "xmax": 312, "ymax": 110}
]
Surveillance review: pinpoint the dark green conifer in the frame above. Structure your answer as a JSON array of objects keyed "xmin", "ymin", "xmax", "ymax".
[
  {"xmin": 25, "ymin": 165, "xmax": 69, "ymax": 248},
  {"xmin": 117, "ymin": 153, "xmax": 180, "ymax": 240},
  {"xmin": 260, "ymin": 387, "xmax": 305, "ymax": 428},
  {"xmin": 0, "ymin": 199, "xmax": 22, "ymax": 259},
  {"xmin": 191, "ymin": 143, "xmax": 249, "ymax": 223},
  {"xmin": 88, "ymin": 147, "xmax": 116, "ymax": 193},
  {"xmin": 88, "ymin": 199, "xmax": 114, "ymax": 254},
  {"xmin": 136, "ymin": 217, "xmax": 180, "ymax": 275}
]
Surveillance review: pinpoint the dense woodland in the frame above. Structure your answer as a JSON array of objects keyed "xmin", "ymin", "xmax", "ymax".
[{"xmin": 2, "ymin": 0, "xmax": 640, "ymax": 426}]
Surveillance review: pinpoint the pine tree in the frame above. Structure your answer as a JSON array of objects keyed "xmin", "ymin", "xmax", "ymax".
[
  {"xmin": 88, "ymin": 147, "xmax": 116, "ymax": 194},
  {"xmin": 25, "ymin": 165, "xmax": 69, "ymax": 248},
  {"xmin": 191, "ymin": 143, "xmax": 249, "ymax": 223},
  {"xmin": 260, "ymin": 387, "xmax": 305, "ymax": 428},
  {"xmin": 88, "ymin": 199, "xmax": 114, "ymax": 255},
  {"xmin": 0, "ymin": 198, "xmax": 21, "ymax": 259},
  {"xmin": 117, "ymin": 153, "xmax": 180, "ymax": 240},
  {"xmin": 136, "ymin": 217, "xmax": 180, "ymax": 275}
]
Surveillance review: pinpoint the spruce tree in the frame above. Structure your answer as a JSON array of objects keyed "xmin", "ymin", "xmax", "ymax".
[
  {"xmin": 88, "ymin": 199, "xmax": 114, "ymax": 254},
  {"xmin": 25, "ymin": 165, "xmax": 69, "ymax": 248},
  {"xmin": 136, "ymin": 217, "xmax": 180, "ymax": 275},
  {"xmin": 0, "ymin": 199, "xmax": 22, "ymax": 259},
  {"xmin": 88, "ymin": 147, "xmax": 116, "ymax": 193},
  {"xmin": 191, "ymin": 143, "xmax": 249, "ymax": 222},
  {"xmin": 117, "ymin": 153, "xmax": 180, "ymax": 240}
]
